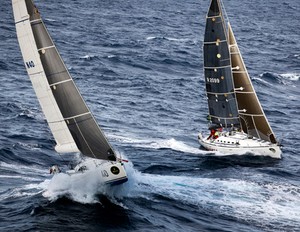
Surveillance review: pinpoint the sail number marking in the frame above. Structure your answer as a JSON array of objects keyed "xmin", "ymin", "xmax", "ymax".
[
  {"xmin": 207, "ymin": 77, "xmax": 220, "ymax": 83},
  {"xmin": 26, "ymin": 61, "xmax": 35, "ymax": 69}
]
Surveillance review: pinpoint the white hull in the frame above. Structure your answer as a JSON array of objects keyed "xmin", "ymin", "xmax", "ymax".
[
  {"xmin": 66, "ymin": 159, "xmax": 128, "ymax": 185},
  {"xmin": 198, "ymin": 131, "xmax": 281, "ymax": 159}
]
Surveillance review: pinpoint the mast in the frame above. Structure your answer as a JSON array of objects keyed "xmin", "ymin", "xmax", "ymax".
[
  {"xmin": 12, "ymin": 0, "xmax": 118, "ymax": 160},
  {"xmin": 228, "ymin": 24, "xmax": 277, "ymax": 143},
  {"xmin": 203, "ymin": 0, "xmax": 240, "ymax": 129}
]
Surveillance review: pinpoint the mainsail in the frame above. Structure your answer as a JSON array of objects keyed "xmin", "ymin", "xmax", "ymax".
[
  {"xmin": 203, "ymin": 0, "xmax": 240, "ymax": 128},
  {"xmin": 12, "ymin": 0, "xmax": 117, "ymax": 160},
  {"xmin": 228, "ymin": 24, "xmax": 277, "ymax": 143}
]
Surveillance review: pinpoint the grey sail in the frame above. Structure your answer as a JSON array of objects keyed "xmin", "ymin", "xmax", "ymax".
[
  {"xmin": 22, "ymin": 0, "xmax": 116, "ymax": 161},
  {"xmin": 203, "ymin": 0, "xmax": 240, "ymax": 128}
]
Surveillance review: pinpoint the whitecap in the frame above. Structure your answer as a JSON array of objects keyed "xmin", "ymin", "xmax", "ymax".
[
  {"xmin": 130, "ymin": 172, "xmax": 300, "ymax": 226},
  {"xmin": 42, "ymin": 160, "xmax": 137, "ymax": 204},
  {"xmin": 146, "ymin": 36, "xmax": 156, "ymax": 40},
  {"xmin": 79, "ymin": 54, "xmax": 97, "ymax": 60},
  {"xmin": 279, "ymin": 73, "xmax": 300, "ymax": 81}
]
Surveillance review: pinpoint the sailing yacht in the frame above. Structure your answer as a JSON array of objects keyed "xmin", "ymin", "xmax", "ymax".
[
  {"xmin": 198, "ymin": 0, "xmax": 282, "ymax": 158},
  {"xmin": 12, "ymin": 0, "xmax": 128, "ymax": 184}
]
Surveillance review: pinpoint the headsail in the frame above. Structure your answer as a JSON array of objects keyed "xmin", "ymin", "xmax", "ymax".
[
  {"xmin": 203, "ymin": 0, "xmax": 240, "ymax": 128},
  {"xmin": 228, "ymin": 24, "xmax": 277, "ymax": 143},
  {"xmin": 12, "ymin": 0, "xmax": 117, "ymax": 160}
]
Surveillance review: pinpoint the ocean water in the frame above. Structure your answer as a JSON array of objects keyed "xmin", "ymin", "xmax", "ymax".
[{"xmin": 0, "ymin": 0, "xmax": 300, "ymax": 231}]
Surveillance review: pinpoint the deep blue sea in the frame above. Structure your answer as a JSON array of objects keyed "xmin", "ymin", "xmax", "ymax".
[{"xmin": 1, "ymin": 0, "xmax": 300, "ymax": 231}]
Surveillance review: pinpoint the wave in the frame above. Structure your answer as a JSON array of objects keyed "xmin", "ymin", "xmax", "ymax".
[
  {"xmin": 41, "ymin": 161, "xmax": 136, "ymax": 204},
  {"xmin": 0, "ymin": 161, "xmax": 49, "ymax": 201},
  {"xmin": 0, "ymin": 102, "xmax": 21, "ymax": 114},
  {"xmin": 44, "ymin": 18, "xmax": 57, "ymax": 22},
  {"xmin": 0, "ymin": 184, "xmax": 45, "ymax": 201},
  {"xmin": 280, "ymin": 73, "xmax": 300, "ymax": 81},
  {"xmin": 110, "ymin": 134, "xmax": 269, "ymax": 158},
  {"xmin": 38, "ymin": 162, "xmax": 300, "ymax": 229},
  {"xmin": 131, "ymin": 172, "xmax": 300, "ymax": 229},
  {"xmin": 259, "ymin": 72, "xmax": 299, "ymax": 85},
  {"xmin": 146, "ymin": 36, "xmax": 196, "ymax": 44},
  {"xmin": 109, "ymin": 134, "xmax": 207, "ymax": 155},
  {"xmin": 0, "ymin": 61, "xmax": 8, "ymax": 70},
  {"xmin": 79, "ymin": 54, "xmax": 99, "ymax": 60},
  {"xmin": 0, "ymin": 161, "xmax": 48, "ymax": 177}
]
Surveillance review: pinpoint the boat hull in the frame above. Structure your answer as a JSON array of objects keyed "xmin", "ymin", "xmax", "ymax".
[
  {"xmin": 198, "ymin": 132, "xmax": 281, "ymax": 159},
  {"xmin": 66, "ymin": 159, "xmax": 128, "ymax": 185}
]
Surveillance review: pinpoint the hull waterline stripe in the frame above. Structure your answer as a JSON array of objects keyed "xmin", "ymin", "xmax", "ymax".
[{"xmin": 105, "ymin": 176, "xmax": 128, "ymax": 185}]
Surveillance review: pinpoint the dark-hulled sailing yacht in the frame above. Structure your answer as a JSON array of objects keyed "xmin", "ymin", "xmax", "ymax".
[
  {"xmin": 198, "ymin": 0, "xmax": 282, "ymax": 158},
  {"xmin": 12, "ymin": 0, "xmax": 128, "ymax": 184}
]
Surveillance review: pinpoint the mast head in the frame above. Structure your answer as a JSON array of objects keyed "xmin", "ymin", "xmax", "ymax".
[{"xmin": 208, "ymin": 0, "xmax": 221, "ymax": 17}]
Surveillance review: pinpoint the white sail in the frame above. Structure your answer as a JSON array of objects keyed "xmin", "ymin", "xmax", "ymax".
[{"xmin": 12, "ymin": 0, "xmax": 79, "ymax": 153}]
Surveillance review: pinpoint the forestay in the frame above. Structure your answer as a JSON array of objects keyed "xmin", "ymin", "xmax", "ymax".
[{"xmin": 12, "ymin": 0, "xmax": 117, "ymax": 160}]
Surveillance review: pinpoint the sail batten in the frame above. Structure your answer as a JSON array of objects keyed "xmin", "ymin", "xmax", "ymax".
[
  {"xmin": 235, "ymin": 91, "xmax": 255, "ymax": 94},
  {"xmin": 49, "ymin": 79, "xmax": 73, "ymax": 87},
  {"xmin": 204, "ymin": 40, "xmax": 227, "ymax": 44},
  {"xmin": 64, "ymin": 112, "xmax": 91, "ymax": 121},
  {"xmin": 30, "ymin": 18, "xmax": 42, "ymax": 23},
  {"xmin": 37, "ymin": 45, "xmax": 55, "ymax": 51},
  {"xmin": 204, "ymin": 65, "xmax": 231, "ymax": 69},
  {"xmin": 207, "ymin": 91, "xmax": 235, "ymax": 95},
  {"xmin": 16, "ymin": 18, "xmax": 29, "ymax": 24}
]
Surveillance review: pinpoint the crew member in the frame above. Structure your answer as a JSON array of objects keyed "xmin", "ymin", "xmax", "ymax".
[{"xmin": 207, "ymin": 128, "xmax": 216, "ymax": 140}]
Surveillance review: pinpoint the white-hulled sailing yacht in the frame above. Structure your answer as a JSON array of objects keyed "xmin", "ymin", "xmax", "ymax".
[
  {"xmin": 12, "ymin": 0, "xmax": 128, "ymax": 184},
  {"xmin": 198, "ymin": 0, "xmax": 282, "ymax": 158}
]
